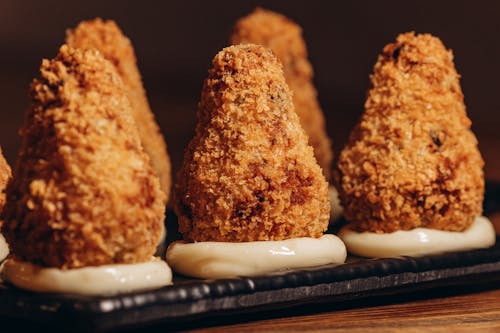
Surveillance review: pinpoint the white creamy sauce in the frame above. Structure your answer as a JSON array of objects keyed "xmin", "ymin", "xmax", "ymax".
[
  {"xmin": 1, "ymin": 257, "xmax": 172, "ymax": 295},
  {"xmin": 339, "ymin": 216, "xmax": 496, "ymax": 258},
  {"xmin": 329, "ymin": 186, "xmax": 343, "ymax": 222},
  {"xmin": 166, "ymin": 234, "xmax": 347, "ymax": 279},
  {"xmin": 0, "ymin": 234, "xmax": 8, "ymax": 262}
]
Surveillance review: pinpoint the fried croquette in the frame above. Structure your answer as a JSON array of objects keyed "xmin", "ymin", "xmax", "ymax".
[
  {"xmin": 335, "ymin": 32, "xmax": 484, "ymax": 233},
  {"xmin": 66, "ymin": 18, "xmax": 171, "ymax": 201},
  {"xmin": 1, "ymin": 45, "xmax": 166, "ymax": 269},
  {"xmin": 0, "ymin": 147, "xmax": 11, "ymax": 215},
  {"xmin": 174, "ymin": 44, "xmax": 330, "ymax": 242},
  {"xmin": 230, "ymin": 8, "xmax": 332, "ymax": 178}
]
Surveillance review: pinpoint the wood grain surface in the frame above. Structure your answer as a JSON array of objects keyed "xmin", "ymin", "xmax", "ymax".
[{"xmin": 192, "ymin": 291, "xmax": 500, "ymax": 332}]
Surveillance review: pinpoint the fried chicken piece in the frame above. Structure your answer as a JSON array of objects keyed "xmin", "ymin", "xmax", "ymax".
[
  {"xmin": 174, "ymin": 44, "xmax": 330, "ymax": 242},
  {"xmin": 230, "ymin": 8, "xmax": 332, "ymax": 178},
  {"xmin": 66, "ymin": 18, "xmax": 171, "ymax": 201},
  {"xmin": 1, "ymin": 45, "xmax": 165, "ymax": 269},
  {"xmin": 335, "ymin": 32, "xmax": 484, "ymax": 233}
]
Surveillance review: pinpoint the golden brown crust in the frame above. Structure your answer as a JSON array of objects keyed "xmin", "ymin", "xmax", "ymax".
[
  {"xmin": 66, "ymin": 18, "xmax": 171, "ymax": 201},
  {"xmin": 335, "ymin": 32, "xmax": 484, "ymax": 233},
  {"xmin": 174, "ymin": 44, "xmax": 329, "ymax": 242},
  {"xmin": 0, "ymin": 148, "xmax": 11, "ymax": 218},
  {"xmin": 230, "ymin": 8, "xmax": 332, "ymax": 178},
  {"xmin": 1, "ymin": 45, "xmax": 165, "ymax": 268}
]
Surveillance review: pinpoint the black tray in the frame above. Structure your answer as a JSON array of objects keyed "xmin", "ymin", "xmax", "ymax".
[{"xmin": 1, "ymin": 181, "xmax": 500, "ymax": 332}]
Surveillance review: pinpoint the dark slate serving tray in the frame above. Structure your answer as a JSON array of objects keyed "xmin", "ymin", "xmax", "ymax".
[{"xmin": 1, "ymin": 181, "xmax": 500, "ymax": 332}]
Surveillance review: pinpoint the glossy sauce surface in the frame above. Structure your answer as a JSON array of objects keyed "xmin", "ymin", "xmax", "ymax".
[
  {"xmin": 167, "ymin": 234, "xmax": 347, "ymax": 279},
  {"xmin": 339, "ymin": 216, "xmax": 496, "ymax": 258},
  {"xmin": 1, "ymin": 257, "xmax": 172, "ymax": 295}
]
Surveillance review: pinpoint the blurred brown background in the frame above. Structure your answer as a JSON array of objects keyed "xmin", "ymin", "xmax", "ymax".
[{"xmin": 0, "ymin": 0, "xmax": 499, "ymax": 180}]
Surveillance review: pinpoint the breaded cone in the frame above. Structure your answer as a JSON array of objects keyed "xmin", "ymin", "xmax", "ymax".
[
  {"xmin": 0, "ymin": 147, "xmax": 11, "ymax": 213},
  {"xmin": 1, "ymin": 45, "xmax": 165, "ymax": 269},
  {"xmin": 230, "ymin": 8, "xmax": 332, "ymax": 178},
  {"xmin": 174, "ymin": 44, "xmax": 330, "ymax": 242},
  {"xmin": 336, "ymin": 32, "xmax": 484, "ymax": 233},
  {"xmin": 66, "ymin": 18, "xmax": 171, "ymax": 201}
]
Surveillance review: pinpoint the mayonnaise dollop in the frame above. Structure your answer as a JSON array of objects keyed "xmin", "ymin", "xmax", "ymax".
[
  {"xmin": 1, "ymin": 257, "xmax": 172, "ymax": 295},
  {"xmin": 339, "ymin": 216, "xmax": 496, "ymax": 258},
  {"xmin": 167, "ymin": 234, "xmax": 347, "ymax": 279}
]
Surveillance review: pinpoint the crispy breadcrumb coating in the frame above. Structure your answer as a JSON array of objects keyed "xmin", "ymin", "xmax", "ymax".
[
  {"xmin": 0, "ymin": 147, "xmax": 11, "ymax": 218},
  {"xmin": 1, "ymin": 45, "xmax": 165, "ymax": 268},
  {"xmin": 66, "ymin": 18, "xmax": 171, "ymax": 201},
  {"xmin": 174, "ymin": 44, "xmax": 330, "ymax": 242},
  {"xmin": 230, "ymin": 8, "xmax": 332, "ymax": 178},
  {"xmin": 335, "ymin": 32, "xmax": 484, "ymax": 233}
]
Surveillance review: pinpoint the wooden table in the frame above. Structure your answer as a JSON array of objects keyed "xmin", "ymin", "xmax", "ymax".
[{"xmin": 170, "ymin": 284, "xmax": 500, "ymax": 333}]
